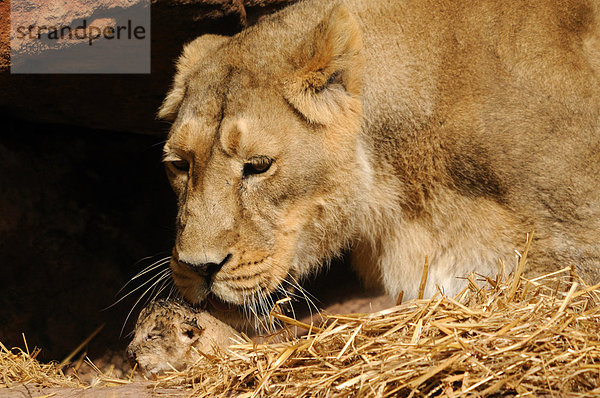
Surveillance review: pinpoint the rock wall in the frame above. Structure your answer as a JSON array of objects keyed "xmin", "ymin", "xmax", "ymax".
[{"xmin": 0, "ymin": 0, "xmax": 296, "ymax": 134}]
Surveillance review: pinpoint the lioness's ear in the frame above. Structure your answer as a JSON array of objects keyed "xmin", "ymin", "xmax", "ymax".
[
  {"xmin": 284, "ymin": 3, "xmax": 363, "ymax": 124},
  {"xmin": 158, "ymin": 34, "xmax": 229, "ymax": 121}
]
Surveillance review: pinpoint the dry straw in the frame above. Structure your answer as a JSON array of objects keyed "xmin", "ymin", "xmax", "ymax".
[
  {"xmin": 0, "ymin": 336, "xmax": 80, "ymax": 388},
  {"xmin": 3, "ymin": 234, "xmax": 600, "ymax": 396},
  {"xmin": 155, "ymin": 237, "xmax": 600, "ymax": 397}
]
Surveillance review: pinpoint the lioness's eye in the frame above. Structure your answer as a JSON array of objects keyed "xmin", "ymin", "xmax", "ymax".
[
  {"xmin": 243, "ymin": 156, "xmax": 272, "ymax": 177},
  {"xmin": 169, "ymin": 159, "xmax": 189, "ymax": 172}
]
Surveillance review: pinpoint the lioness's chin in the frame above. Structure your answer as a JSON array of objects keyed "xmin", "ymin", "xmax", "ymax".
[
  {"xmin": 170, "ymin": 284, "xmax": 250, "ymax": 328},
  {"xmin": 202, "ymin": 292, "xmax": 288, "ymax": 331},
  {"xmin": 173, "ymin": 273, "xmax": 297, "ymax": 330},
  {"xmin": 206, "ymin": 306, "xmax": 257, "ymax": 331}
]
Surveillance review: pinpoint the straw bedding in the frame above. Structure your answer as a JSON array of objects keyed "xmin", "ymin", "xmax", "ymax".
[
  {"xmin": 3, "ymin": 238, "xmax": 600, "ymax": 397},
  {"xmin": 0, "ymin": 340, "xmax": 80, "ymax": 388},
  {"xmin": 156, "ymin": 238, "xmax": 600, "ymax": 397}
]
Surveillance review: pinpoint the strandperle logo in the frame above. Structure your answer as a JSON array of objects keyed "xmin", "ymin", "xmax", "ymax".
[
  {"xmin": 15, "ymin": 19, "xmax": 147, "ymax": 46},
  {"xmin": 10, "ymin": 1, "xmax": 150, "ymax": 74}
]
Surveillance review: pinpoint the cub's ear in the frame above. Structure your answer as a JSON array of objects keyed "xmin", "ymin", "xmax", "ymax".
[
  {"xmin": 284, "ymin": 3, "xmax": 363, "ymax": 125},
  {"xmin": 181, "ymin": 318, "xmax": 204, "ymax": 343},
  {"xmin": 158, "ymin": 34, "xmax": 229, "ymax": 121}
]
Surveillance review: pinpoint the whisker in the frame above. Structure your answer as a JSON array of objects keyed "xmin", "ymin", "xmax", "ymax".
[
  {"xmin": 261, "ymin": 290, "xmax": 275, "ymax": 334},
  {"xmin": 282, "ymin": 278, "xmax": 320, "ymax": 321},
  {"xmin": 130, "ymin": 258, "xmax": 171, "ymax": 280},
  {"xmin": 286, "ymin": 274, "xmax": 320, "ymax": 311},
  {"xmin": 166, "ymin": 284, "xmax": 178, "ymax": 300},
  {"xmin": 278, "ymin": 281, "xmax": 309, "ymax": 302},
  {"xmin": 151, "ymin": 278, "xmax": 173, "ymax": 304},
  {"xmin": 132, "ymin": 252, "xmax": 171, "ymax": 267},
  {"xmin": 286, "ymin": 273, "xmax": 319, "ymax": 303},
  {"xmin": 126, "ymin": 256, "xmax": 171, "ymax": 282},
  {"xmin": 229, "ymin": 258, "xmax": 324, "ymax": 335},
  {"xmin": 150, "ymin": 139, "xmax": 168, "ymax": 148},
  {"xmin": 127, "ymin": 260, "xmax": 171, "ymax": 286},
  {"xmin": 264, "ymin": 287, "xmax": 277, "ymax": 333},
  {"xmin": 232, "ymin": 259, "xmax": 319, "ymax": 334},
  {"xmin": 120, "ymin": 268, "xmax": 172, "ymax": 336},
  {"xmin": 148, "ymin": 269, "xmax": 173, "ymax": 304},
  {"xmin": 105, "ymin": 265, "xmax": 169, "ymax": 310},
  {"xmin": 115, "ymin": 257, "xmax": 171, "ymax": 297},
  {"xmin": 248, "ymin": 295, "xmax": 265, "ymax": 332},
  {"xmin": 276, "ymin": 284, "xmax": 297, "ymax": 321},
  {"xmin": 257, "ymin": 264, "xmax": 317, "ymax": 315},
  {"xmin": 128, "ymin": 267, "xmax": 171, "ymax": 308}
]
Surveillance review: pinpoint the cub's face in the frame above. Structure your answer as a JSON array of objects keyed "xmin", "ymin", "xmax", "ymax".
[
  {"xmin": 127, "ymin": 301, "xmax": 203, "ymax": 377},
  {"xmin": 160, "ymin": 5, "xmax": 366, "ymax": 327}
]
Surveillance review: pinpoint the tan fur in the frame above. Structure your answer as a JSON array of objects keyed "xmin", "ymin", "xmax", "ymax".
[
  {"xmin": 126, "ymin": 300, "xmax": 240, "ymax": 377},
  {"xmin": 160, "ymin": 0, "xmax": 600, "ymax": 327}
]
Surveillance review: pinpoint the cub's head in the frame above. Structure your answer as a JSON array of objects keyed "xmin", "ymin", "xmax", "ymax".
[
  {"xmin": 127, "ymin": 300, "xmax": 241, "ymax": 376},
  {"xmin": 127, "ymin": 300, "xmax": 204, "ymax": 377},
  {"xmin": 159, "ymin": 3, "xmax": 369, "ymax": 328}
]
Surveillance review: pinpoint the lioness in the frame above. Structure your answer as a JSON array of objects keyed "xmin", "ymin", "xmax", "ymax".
[{"xmin": 158, "ymin": 0, "xmax": 600, "ymax": 328}]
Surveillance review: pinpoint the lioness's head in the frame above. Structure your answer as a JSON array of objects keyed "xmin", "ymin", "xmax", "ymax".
[{"xmin": 159, "ymin": 3, "xmax": 369, "ymax": 327}]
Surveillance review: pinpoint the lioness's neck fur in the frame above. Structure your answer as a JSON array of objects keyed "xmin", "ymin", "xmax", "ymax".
[{"xmin": 159, "ymin": 0, "xmax": 600, "ymax": 325}]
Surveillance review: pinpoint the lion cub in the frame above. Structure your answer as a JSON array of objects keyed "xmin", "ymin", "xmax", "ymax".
[{"xmin": 127, "ymin": 300, "xmax": 241, "ymax": 377}]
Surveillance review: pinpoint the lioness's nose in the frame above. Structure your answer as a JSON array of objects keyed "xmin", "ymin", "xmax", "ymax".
[{"xmin": 179, "ymin": 253, "xmax": 231, "ymax": 278}]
